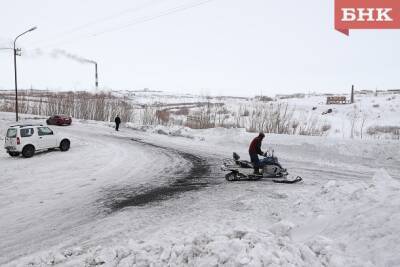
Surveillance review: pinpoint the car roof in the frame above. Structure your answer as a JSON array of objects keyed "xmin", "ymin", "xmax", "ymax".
[{"xmin": 9, "ymin": 124, "xmax": 44, "ymax": 128}]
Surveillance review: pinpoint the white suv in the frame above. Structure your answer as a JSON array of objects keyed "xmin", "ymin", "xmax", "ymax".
[{"xmin": 4, "ymin": 124, "xmax": 71, "ymax": 158}]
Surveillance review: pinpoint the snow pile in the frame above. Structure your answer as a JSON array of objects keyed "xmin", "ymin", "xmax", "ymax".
[
  {"xmin": 292, "ymin": 170, "xmax": 400, "ymax": 266},
  {"xmin": 369, "ymin": 169, "xmax": 400, "ymax": 199},
  {"xmin": 305, "ymin": 236, "xmax": 371, "ymax": 267},
  {"xmin": 12, "ymin": 221, "xmax": 369, "ymax": 267},
  {"xmin": 125, "ymin": 123, "xmax": 204, "ymax": 140},
  {"xmin": 122, "ymin": 227, "xmax": 315, "ymax": 267},
  {"xmin": 342, "ymin": 169, "xmax": 400, "ymax": 266}
]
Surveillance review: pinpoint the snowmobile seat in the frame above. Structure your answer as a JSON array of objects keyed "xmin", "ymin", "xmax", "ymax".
[
  {"xmin": 232, "ymin": 153, "xmax": 253, "ymax": 168},
  {"xmin": 237, "ymin": 161, "xmax": 253, "ymax": 168},
  {"xmin": 231, "ymin": 152, "xmax": 253, "ymax": 168}
]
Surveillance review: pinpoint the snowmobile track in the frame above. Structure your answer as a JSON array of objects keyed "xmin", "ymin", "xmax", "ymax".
[{"xmin": 101, "ymin": 138, "xmax": 215, "ymax": 212}]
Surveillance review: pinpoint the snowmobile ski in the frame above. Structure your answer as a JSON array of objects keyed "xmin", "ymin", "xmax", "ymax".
[{"xmin": 272, "ymin": 176, "xmax": 302, "ymax": 184}]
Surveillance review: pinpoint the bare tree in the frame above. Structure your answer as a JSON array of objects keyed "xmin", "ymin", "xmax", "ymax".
[
  {"xmin": 349, "ymin": 105, "xmax": 359, "ymax": 139},
  {"xmin": 360, "ymin": 113, "xmax": 368, "ymax": 139}
]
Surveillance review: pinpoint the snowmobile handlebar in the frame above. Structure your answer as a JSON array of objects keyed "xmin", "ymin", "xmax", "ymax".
[{"xmin": 263, "ymin": 148, "xmax": 274, "ymax": 157}]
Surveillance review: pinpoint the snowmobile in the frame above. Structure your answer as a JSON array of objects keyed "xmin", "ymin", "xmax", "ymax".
[{"xmin": 222, "ymin": 150, "xmax": 302, "ymax": 183}]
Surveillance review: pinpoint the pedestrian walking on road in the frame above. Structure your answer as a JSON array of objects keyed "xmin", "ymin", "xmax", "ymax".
[{"xmin": 114, "ymin": 115, "xmax": 121, "ymax": 131}]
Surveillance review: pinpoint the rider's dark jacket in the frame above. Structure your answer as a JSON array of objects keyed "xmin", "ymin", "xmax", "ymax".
[{"xmin": 248, "ymin": 136, "xmax": 264, "ymax": 156}]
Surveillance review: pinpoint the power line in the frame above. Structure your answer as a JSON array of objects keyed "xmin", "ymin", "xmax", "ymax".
[
  {"xmin": 37, "ymin": 0, "xmax": 216, "ymax": 49},
  {"xmin": 28, "ymin": 0, "xmax": 165, "ymax": 47},
  {"xmin": 61, "ymin": 0, "xmax": 165, "ymax": 34},
  {"xmin": 93, "ymin": 0, "xmax": 215, "ymax": 37}
]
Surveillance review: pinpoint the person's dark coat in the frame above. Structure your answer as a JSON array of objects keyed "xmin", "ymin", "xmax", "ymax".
[
  {"xmin": 115, "ymin": 116, "xmax": 121, "ymax": 124},
  {"xmin": 249, "ymin": 136, "xmax": 264, "ymax": 156}
]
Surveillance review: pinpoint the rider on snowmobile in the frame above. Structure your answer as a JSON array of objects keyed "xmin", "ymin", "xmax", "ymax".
[{"xmin": 249, "ymin": 132, "xmax": 265, "ymax": 175}]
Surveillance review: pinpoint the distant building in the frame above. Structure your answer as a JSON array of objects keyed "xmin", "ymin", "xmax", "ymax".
[{"xmin": 326, "ymin": 96, "xmax": 348, "ymax": 104}]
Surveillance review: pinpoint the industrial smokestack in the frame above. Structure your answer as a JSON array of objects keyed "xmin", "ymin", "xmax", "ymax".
[
  {"xmin": 52, "ymin": 49, "xmax": 99, "ymax": 90},
  {"xmin": 95, "ymin": 62, "xmax": 98, "ymax": 90}
]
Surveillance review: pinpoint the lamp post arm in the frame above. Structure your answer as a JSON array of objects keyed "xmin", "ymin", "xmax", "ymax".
[
  {"xmin": 14, "ymin": 31, "xmax": 29, "ymax": 48},
  {"xmin": 13, "ymin": 27, "xmax": 37, "ymax": 47}
]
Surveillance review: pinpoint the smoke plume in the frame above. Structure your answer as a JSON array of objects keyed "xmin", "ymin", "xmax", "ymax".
[{"xmin": 51, "ymin": 49, "xmax": 96, "ymax": 64}]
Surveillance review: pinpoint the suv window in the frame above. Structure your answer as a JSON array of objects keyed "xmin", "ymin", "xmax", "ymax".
[
  {"xmin": 6, "ymin": 128, "xmax": 17, "ymax": 138},
  {"xmin": 20, "ymin": 128, "xmax": 34, "ymax": 138},
  {"xmin": 38, "ymin": 127, "xmax": 54, "ymax": 136}
]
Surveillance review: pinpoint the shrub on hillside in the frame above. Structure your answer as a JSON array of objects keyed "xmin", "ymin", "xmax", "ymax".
[
  {"xmin": 255, "ymin": 96, "xmax": 273, "ymax": 102},
  {"xmin": 155, "ymin": 110, "xmax": 170, "ymax": 125},
  {"xmin": 174, "ymin": 107, "xmax": 189, "ymax": 116},
  {"xmin": 322, "ymin": 124, "xmax": 332, "ymax": 132},
  {"xmin": 242, "ymin": 109, "xmax": 250, "ymax": 117},
  {"xmin": 298, "ymin": 119, "xmax": 325, "ymax": 136},
  {"xmin": 367, "ymin": 125, "xmax": 400, "ymax": 139},
  {"xmin": 0, "ymin": 90, "xmax": 134, "ymax": 122}
]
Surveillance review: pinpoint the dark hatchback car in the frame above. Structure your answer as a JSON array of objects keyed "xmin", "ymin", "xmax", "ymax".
[{"xmin": 46, "ymin": 115, "xmax": 72, "ymax": 126}]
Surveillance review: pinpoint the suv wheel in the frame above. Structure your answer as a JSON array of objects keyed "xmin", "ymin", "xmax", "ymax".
[
  {"xmin": 22, "ymin": 145, "xmax": 35, "ymax": 158},
  {"xmin": 8, "ymin": 151, "xmax": 20, "ymax": 157},
  {"xmin": 60, "ymin": 139, "xmax": 70, "ymax": 151}
]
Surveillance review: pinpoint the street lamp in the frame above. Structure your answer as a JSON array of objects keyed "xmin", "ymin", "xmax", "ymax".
[{"xmin": 14, "ymin": 26, "xmax": 37, "ymax": 122}]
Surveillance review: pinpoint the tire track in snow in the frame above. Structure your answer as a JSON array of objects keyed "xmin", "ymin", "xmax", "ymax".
[{"xmin": 99, "ymin": 138, "xmax": 217, "ymax": 212}]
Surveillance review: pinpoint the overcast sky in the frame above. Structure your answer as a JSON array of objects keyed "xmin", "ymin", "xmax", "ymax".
[{"xmin": 0, "ymin": 0, "xmax": 399, "ymax": 97}]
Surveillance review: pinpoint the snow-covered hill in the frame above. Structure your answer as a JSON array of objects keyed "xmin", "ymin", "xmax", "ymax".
[
  {"xmin": 118, "ymin": 89, "xmax": 400, "ymax": 139},
  {"xmin": 1, "ymin": 89, "xmax": 399, "ymax": 139}
]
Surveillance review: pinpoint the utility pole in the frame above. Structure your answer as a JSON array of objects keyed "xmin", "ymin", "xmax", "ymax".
[
  {"xmin": 351, "ymin": 85, "xmax": 354, "ymax": 104},
  {"xmin": 13, "ymin": 26, "xmax": 37, "ymax": 122},
  {"xmin": 14, "ymin": 46, "xmax": 19, "ymax": 122}
]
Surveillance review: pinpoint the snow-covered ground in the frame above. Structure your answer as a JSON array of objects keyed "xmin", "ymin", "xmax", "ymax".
[
  {"xmin": 281, "ymin": 93, "xmax": 400, "ymax": 139},
  {"xmin": 122, "ymin": 90, "xmax": 400, "ymax": 140},
  {"xmin": 1, "ymin": 112, "xmax": 399, "ymax": 266}
]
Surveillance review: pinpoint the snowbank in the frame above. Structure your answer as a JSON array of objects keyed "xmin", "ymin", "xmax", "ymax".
[
  {"xmin": 125, "ymin": 123, "xmax": 203, "ymax": 140},
  {"xmin": 292, "ymin": 170, "xmax": 400, "ymax": 266},
  {"xmin": 10, "ymin": 222, "xmax": 367, "ymax": 267}
]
